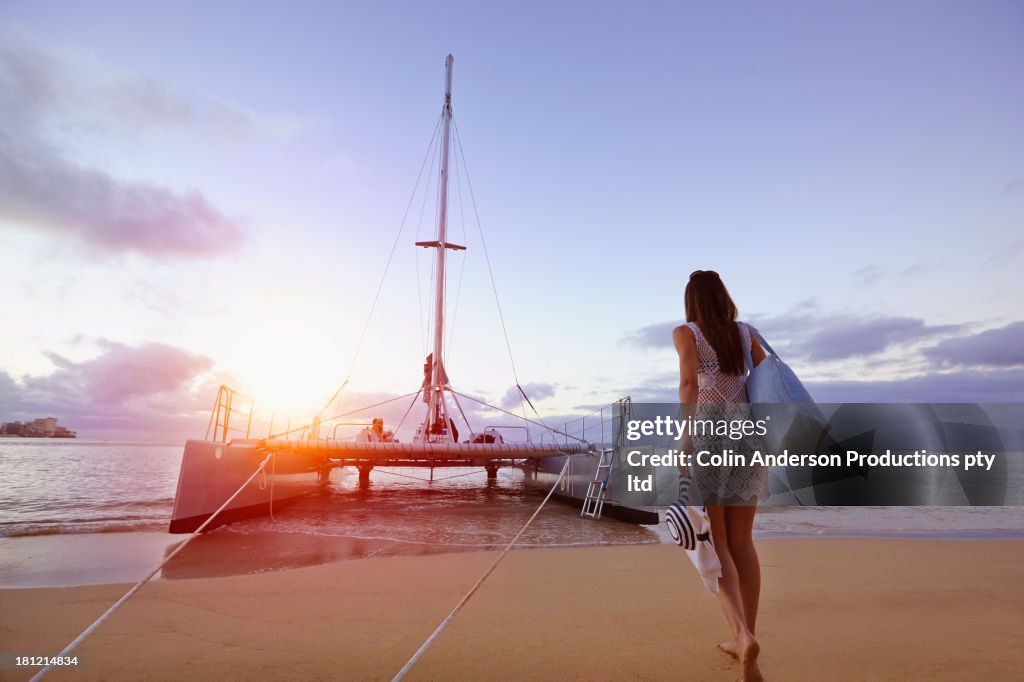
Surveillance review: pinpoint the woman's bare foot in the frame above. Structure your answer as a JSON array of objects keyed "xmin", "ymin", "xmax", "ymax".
[
  {"xmin": 737, "ymin": 632, "xmax": 762, "ymax": 682},
  {"xmin": 717, "ymin": 640, "xmax": 739, "ymax": 659}
]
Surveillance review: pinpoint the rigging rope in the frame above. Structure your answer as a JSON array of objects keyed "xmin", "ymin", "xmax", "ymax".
[
  {"xmin": 373, "ymin": 469, "xmax": 432, "ymax": 482},
  {"xmin": 452, "ymin": 119, "xmax": 529, "ymax": 423},
  {"xmin": 449, "ymin": 390, "xmax": 587, "ymax": 444},
  {"xmin": 393, "ymin": 389, "xmax": 423, "ymax": 436},
  {"xmin": 319, "ymin": 113, "xmax": 443, "ymax": 418},
  {"xmin": 319, "ymin": 391, "xmax": 422, "ymax": 428},
  {"xmin": 30, "ymin": 452, "xmax": 275, "ymax": 682},
  {"xmin": 430, "ymin": 468, "xmax": 490, "ymax": 482},
  {"xmin": 445, "ymin": 131, "xmax": 469, "ymax": 363},
  {"xmin": 414, "ymin": 119, "xmax": 443, "ymax": 356},
  {"xmin": 273, "ymin": 391, "xmax": 420, "ymax": 441},
  {"xmin": 447, "ymin": 388, "xmax": 474, "ymax": 436},
  {"xmin": 390, "ymin": 456, "xmax": 572, "ymax": 681},
  {"xmin": 371, "ymin": 466, "xmax": 488, "ymax": 484}
]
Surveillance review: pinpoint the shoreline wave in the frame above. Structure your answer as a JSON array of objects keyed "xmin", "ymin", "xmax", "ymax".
[
  {"xmin": 1, "ymin": 521, "xmax": 168, "ymax": 537},
  {"xmin": 4, "ymin": 520, "xmax": 1023, "ymax": 541}
]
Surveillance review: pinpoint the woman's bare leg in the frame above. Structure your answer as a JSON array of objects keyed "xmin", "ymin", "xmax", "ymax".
[
  {"xmin": 707, "ymin": 505, "xmax": 762, "ymax": 681},
  {"xmin": 726, "ymin": 504, "xmax": 761, "ymax": 633}
]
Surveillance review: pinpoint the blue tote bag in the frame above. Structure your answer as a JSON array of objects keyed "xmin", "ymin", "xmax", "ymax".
[{"xmin": 741, "ymin": 324, "xmax": 828, "ymax": 456}]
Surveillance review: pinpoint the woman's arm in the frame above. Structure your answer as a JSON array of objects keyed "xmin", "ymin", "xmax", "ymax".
[
  {"xmin": 673, "ymin": 325, "xmax": 698, "ymax": 405},
  {"xmin": 750, "ymin": 334, "xmax": 767, "ymax": 368},
  {"xmin": 672, "ymin": 325, "xmax": 698, "ymax": 473}
]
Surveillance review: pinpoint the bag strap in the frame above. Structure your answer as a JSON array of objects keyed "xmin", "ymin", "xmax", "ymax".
[
  {"xmin": 745, "ymin": 323, "xmax": 778, "ymax": 358},
  {"xmin": 740, "ymin": 323, "xmax": 754, "ymax": 373},
  {"xmin": 741, "ymin": 323, "xmax": 779, "ymax": 372}
]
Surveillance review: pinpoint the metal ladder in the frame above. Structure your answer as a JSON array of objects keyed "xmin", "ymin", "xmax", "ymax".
[{"xmin": 581, "ymin": 448, "xmax": 614, "ymax": 519}]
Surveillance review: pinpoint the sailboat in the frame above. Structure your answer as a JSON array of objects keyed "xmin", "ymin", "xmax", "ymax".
[{"xmin": 169, "ymin": 56, "xmax": 658, "ymax": 534}]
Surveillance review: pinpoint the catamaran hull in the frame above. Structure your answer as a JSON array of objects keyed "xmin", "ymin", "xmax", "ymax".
[
  {"xmin": 169, "ymin": 440, "xmax": 327, "ymax": 534},
  {"xmin": 526, "ymin": 452, "xmax": 660, "ymax": 524},
  {"xmin": 169, "ymin": 440, "xmax": 659, "ymax": 533}
]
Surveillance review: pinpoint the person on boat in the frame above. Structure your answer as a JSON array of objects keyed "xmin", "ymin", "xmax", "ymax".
[
  {"xmin": 672, "ymin": 269, "xmax": 768, "ymax": 682},
  {"xmin": 421, "ymin": 353, "xmax": 450, "ymax": 399},
  {"xmin": 422, "ymin": 353, "xmax": 433, "ymax": 401},
  {"xmin": 356, "ymin": 418, "xmax": 393, "ymax": 443}
]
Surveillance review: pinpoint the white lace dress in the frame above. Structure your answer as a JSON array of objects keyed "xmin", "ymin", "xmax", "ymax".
[{"xmin": 685, "ymin": 321, "xmax": 769, "ymax": 504}]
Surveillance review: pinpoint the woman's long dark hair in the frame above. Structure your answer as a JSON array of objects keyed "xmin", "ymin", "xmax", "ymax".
[{"xmin": 685, "ymin": 270, "xmax": 744, "ymax": 376}]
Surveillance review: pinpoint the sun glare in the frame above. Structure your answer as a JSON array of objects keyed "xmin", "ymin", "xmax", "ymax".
[{"xmin": 227, "ymin": 328, "xmax": 337, "ymax": 420}]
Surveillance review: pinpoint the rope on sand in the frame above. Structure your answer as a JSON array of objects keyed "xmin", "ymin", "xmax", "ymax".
[
  {"xmin": 30, "ymin": 452, "xmax": 275, "ymax": 682},
  {"xmin": 391, "ymin": 456, "xmax": 573, "ymax": 681}
]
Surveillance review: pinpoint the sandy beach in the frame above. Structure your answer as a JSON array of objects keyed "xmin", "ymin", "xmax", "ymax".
[{"xmin": 2, "ymin": 538, "xmax": 1022, "ymax": 681}]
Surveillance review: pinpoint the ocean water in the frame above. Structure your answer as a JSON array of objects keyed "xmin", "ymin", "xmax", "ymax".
[
  {"xmin": 1, "ymin": 440, "xmax": 1022, "ymax": 587},
  {"xmin": 0, "ymin": 440, "xmax": 655, "ymax": 545},
  {"xmin": 1, "ymin": 440, "xmax": 180, "ymax": 537}
]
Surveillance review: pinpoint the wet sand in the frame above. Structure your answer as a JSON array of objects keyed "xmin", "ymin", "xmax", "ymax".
[{"xmin": 2, "ymin": 538, "xmax": 1022, "ymax": 681}]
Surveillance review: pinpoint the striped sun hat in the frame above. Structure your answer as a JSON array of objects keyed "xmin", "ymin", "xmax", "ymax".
[
  {"xmin": 664, "ymin": 478, "xmax": 722, "ymax": 592},
  {"xmin": 665, "ymin": 477, "xmax": 703, "ymax": 550},
  {"xmin": 665, "ymin": 501, "xmax": 708, "ymax": 550}
]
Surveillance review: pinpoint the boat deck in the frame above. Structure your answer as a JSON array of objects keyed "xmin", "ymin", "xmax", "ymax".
[{"xmin": 260, "ymin": 438, "xmax": 590, "ymax": 460}]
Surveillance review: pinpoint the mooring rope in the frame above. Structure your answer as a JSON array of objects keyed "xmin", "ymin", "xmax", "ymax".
[
  {"xmin": 30, "ymin": 452, "xmax": 275, "ymax": 682},
  {"xmin": 391, "ymin": 456, "xmax": 572, "ymax": 681}
]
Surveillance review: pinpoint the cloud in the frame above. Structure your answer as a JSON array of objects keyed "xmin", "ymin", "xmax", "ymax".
[
  {"xmin": 899, "ymin": 263, "xmax": 930, "ymax": 278},
  {"xmin": 923, "ymin": 322, "xmax": 1024, "ymax": 369},
  {"xmin": 615, "ymin": 367, "xmax": 1024, "ymax": 405},
  {"xmin": 620, "ymin": 321, "xmax": 677, "ymax": 350},
  {"xmin": 852, "ymin": 265, "xmax": 885, "ymax": 286},
  {"xmin": 0, "ymin": 341, "xmax": 216, "ymax": 439},
  {"xmin": 614, "ymin": 375, "xmax": 678, "ymax": 404},
  {"xmin": 0, "ymin": 144, "xmax": 247, "ymax": 258},
  {"xmin": 756, "ymin": 313, "xmax": 961, "ymax": 362},
  {"xmin": 848, "ymin": 264, "xmax": 934, "ymax": 287},
  {"xmin": 0, "ymin": 27, "xmax": 253, "ymax": 259},
  {"xmin": 29, "ymin": 340, "xmax": 212, "ymax": 405},
  {"xmin": 500, "ymin": 382, "xmax": 556, "ymax": 409},
  {"xmin": 1001, "ymin": 178, "xmax": 1024, "ymax": 196},
  {"xmin": 617, "ymin": 314, "xmax": 1024, "ymax": 404},
  {"xmin": 621, "ymin": 303, "xmax": 961, "ymax": 362},
  {"xmin": 0, "ymin": 347, "xmax": 569, "ymax": 441},
  {"xmin": 983, "ymin": 240, "xmax": 1024, "ymax": 268},
  {"xmin": 805, "ymin": 369, "xmax": 1024, "ymax": 403}
]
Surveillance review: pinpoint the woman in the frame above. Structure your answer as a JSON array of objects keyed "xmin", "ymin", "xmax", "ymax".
[{"xmin": 673, "ymin": 270, "xmax": 767, "ymax": 682}]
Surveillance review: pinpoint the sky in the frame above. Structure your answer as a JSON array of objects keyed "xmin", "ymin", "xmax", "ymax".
[{"xmin": 0, "ymin": 0, "xmax": 1022, "ymax": 440}]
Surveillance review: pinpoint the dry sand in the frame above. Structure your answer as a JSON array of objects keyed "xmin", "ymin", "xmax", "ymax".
[{"xmin": 2, "ymin": 538, "xmax": 1022, "ymax": 681}]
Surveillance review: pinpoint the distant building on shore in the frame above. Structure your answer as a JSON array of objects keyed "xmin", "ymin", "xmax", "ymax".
[{"xmin": 0, "ymin": 417, "xmax": 77, "ymax": 438}]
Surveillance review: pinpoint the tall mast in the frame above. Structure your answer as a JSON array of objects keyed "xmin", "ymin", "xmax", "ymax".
[
  {"xmin": 416, "ymin": 54, "xmax": 464, "ymax": 443},
  {"xmin": 433, "ymin": 54, "xmax": 453, "ymax": 395}
]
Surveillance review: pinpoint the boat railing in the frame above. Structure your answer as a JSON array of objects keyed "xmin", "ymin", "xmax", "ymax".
[
  {"xmin": 478, "ymin": 424, "xmax": 532, "ymax": 444},
  {"xmin": 533, "ymin": 397, "xmax": 631, "ymax": 452},
  {"xmin": 327, "ymin": 421, "xmax": 377, "ymax": 442},
  {"xmin": 205, "ymin": 385, "xmax": 307, "ymax": 443},
  {"xmin": 204, "ymin": 386, "xmax": 631, "ymax": 449}
]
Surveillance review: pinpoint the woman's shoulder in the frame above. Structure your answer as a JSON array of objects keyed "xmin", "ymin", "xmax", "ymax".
[
  {"xmin": 672, "ymin": 322, "xmax": 696, "ymax": 338},
  {"xmin": 672, "ymin": 323, "xmax": 696, "ymax": 348}
]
